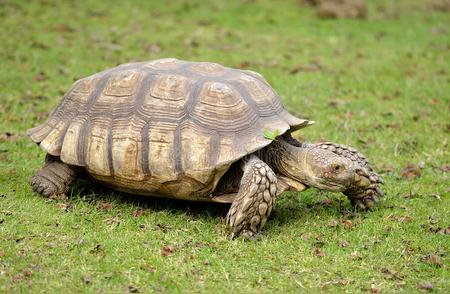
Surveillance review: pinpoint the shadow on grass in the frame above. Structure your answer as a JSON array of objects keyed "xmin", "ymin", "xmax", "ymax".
[
  {"xmin": 67, "ymin": 179, "xmax": 358, "ymax": 231},
  {"xmin": 70, "ymin": 179, "xmax": 230, "ymax": 219}
]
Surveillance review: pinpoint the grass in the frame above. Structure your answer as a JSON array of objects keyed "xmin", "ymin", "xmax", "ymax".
[{"xmin": 0, "ymin": 0, "xmax": 449, "ymax": 292}]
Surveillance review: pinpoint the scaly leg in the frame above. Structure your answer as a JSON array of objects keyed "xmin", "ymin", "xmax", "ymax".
[
  {"xmin": 31, "ymin": 154, "xmax": 79, "ymax": 198},
  {"xmin": 309, "ymin": 142, "xmax": 384, "ymax": 209},
  {"xmin": 225, "ymin": 155, "xmax": 277, "ymax": 239}
]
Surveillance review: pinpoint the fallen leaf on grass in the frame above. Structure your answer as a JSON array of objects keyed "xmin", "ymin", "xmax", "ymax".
[
  {"xmin": 430, "ymin": 98, "xmax": 440, "ymax": 105},
  {"xmin": 320, "ymin": 278, "xmax": 355, "ymax": 287},
  {"xmin": 35, "ymin": 72, "xmax": 47, "ymax": 82},
  {"xmin": 400, "ymin": 164, "xmax": 421, "ymax": 178},
  {"xmin": 82, "ymin": 275, "xmax": 92, "ymax": 284},
  {"xmin": 104, "ymin": 217, "xmax": 120, "ymax": 229},
  {"xmin": 418, "ymin": 281, "xmax": 433, "ymax": 290},
  {"xmin": 329, "ymin": 220, "xmax": 338, "ymax": 227},
  {"xmin": 127, "ymin": 285, "xmax": 139, "ymax": 293},
  {"xmin": 349, "ymin": 251, "xmax": 362, "ymax": 260},
  {"xmin": 321, "ymin": 198, "xmax": 333, "ymax": 207},
  {"xmin": 439, "ymin": 164, "xmax": 450, "ymax": 173},
  {"xmin": 56, "ymin": 202, "xmax": 74, "ymax": 212},
  {"xmin": 156, "ymin": 223, "xmax": 172, "ymax": 233},
  {"xmin": 131, "ymin": 209, "xmax": 147, "ymax": 217},
  {"xmin": 370, "ymin": 284, "xmax": 381, "ymax": 293},
  {"xmin": 421, "ymin": 254, "xmax": 442, "ymax": 267},
  {"xmin": 339, "ymin": 239, "xmax": 349, "ymax": 247},
  {"xmin": 289, "ymin": 63, "xmax": 320, "ymax": 74},
  {"xmin": 343, "ymin": 220, "xmax": 353, "ymax": 229},
  {"xmin": 90, "ymin": 243, "xmax": 104, "ymax": 254},
  {"xmin": 255, "ymin": 276, "xmax": 263, "ymax": 286},
  {"xmin": 143, "ymin": 43, "xmax": 161, "ymax": 54},
  {"xmin": 328, "ymin": 98, "xmax": 345, "ymax": 108},
  {"xmin": 314, "ymin": 248, "xmax": 325, "ymax": 257},
  {"xmin": 161, "ymin": 245, "xmax": 175, "ymax": 257},
  {"xmin": 49, "ymin": 24, "xmax": 76, "ymax": 33},
  {"xmin": 140, "ymin": 264, "xmax": 156, "ymax": 273},
  {"xmin": 98, "ymin": 201, "xmax": 112, "ymax": 211},
  {"xmin": 159, "ymin": 274, "xmax": 168, "ymax": 281},
  {"xmin": 380, "ymin": 267, "xmax": 403, "ymax": 280},
  {"xmin": 12, "ymin": 274, "xmax": 22, "ymax": 283},
  {"xmin": 395, "ymin": 280, "xmax": 406, "ymax": 288},
  {"xmin": 430, "ymin": 254, "xmax": 442, "ymax": 267},
  {"xmin": 237, "ymin": 61, "xmax": 251, "ymax": 69},
  {"xmin": 191, "ymin": 268, "xmax": 201, "ymax": 275}
]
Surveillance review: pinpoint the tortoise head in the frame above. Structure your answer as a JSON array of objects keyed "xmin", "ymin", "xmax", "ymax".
[
  {"xmin": 272, "ymin": 140, "xmax": 357, "ymax": 192},
  {"xmin": 298, "ymin": 148, "xmax": 357, "ymax": 192}
]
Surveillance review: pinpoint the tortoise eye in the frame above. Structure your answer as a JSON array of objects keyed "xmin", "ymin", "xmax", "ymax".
[{"xmin": 333, "ymin": 164, "xmax": 342, "ymax": 171}]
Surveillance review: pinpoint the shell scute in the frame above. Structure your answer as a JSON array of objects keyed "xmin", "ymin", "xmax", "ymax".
[
  {"xmin": 180, "ymin": 121, "xmax": 216, "ymax": 184},
  {"xmin": 140, "ymin": 75, "xmax": 190, "ymax": 121},
  {"xmin": 189, "ymin": 62, "xmax": 226, "ymax": 76},
  {"xmin": 85, "ymin": 125, "xmax": 111, "ymax": 176},
  {"xmin": 144, "ymin": 58, "xmax": 184, "ymax": 70},
  {"xmin": 60, "ymin": 120, "xmax": 84, "ymax": 166},
  {"xmin": 111, "ymin": 131, "xmax": 145, "ymax": 181},
  {"xmin": 103, "ymin": 70, "xmax": 142, "ymax": 97},
  {"xmin": 150, "ymin": 74, "xmax": 190, "ymax": 101},
  {"xmin": 147, "ymin": 122, "xmax": 177, "ymax": 182},
  {"xmin": 236, "ymin": 73, "xmax": 281, "ymax": 114},
  {"xmin": 198, "ymin": 82, "xmax": 241, "ymax": 108},
  {"xmin": 72, "ymin": 76, "xmax": 100, "ymax": 95},
  {"xmin": 192, "ymin": 81, "xmax": 257, "ymax": 132}
]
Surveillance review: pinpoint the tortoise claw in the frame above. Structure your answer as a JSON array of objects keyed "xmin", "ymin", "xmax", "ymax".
[{"xmin": 375, "ymin": 187, "xmax": 384, "ymax": 197}]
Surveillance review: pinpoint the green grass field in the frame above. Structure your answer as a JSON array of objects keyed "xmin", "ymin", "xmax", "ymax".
[{"xmin": 1, "ymin": 0, "xmax": 449, "ymax": 292}]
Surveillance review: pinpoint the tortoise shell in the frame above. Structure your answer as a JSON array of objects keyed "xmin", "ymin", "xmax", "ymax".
[{"xmin": 28, "ymin": 58, "xmax": 310, "ymax": 201}]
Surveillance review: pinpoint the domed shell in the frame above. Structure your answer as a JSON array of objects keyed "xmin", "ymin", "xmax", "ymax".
[{"xmin": 28, "ymin": 58, "xmax": 311, "ymax": 200}]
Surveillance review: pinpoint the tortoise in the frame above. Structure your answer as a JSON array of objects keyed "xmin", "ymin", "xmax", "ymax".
[{"xmin": 28, "ymin": 58, "xmax": 383, "ymax": 238}]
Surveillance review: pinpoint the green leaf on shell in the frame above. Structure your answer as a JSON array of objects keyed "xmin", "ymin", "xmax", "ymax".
[{"xmin": 263, "ymin": 129, "xmax": 280, "ymax": 140}]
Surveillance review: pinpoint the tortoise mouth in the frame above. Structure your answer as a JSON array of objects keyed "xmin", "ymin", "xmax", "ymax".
[{"xmin": 311, "ymin": 175, "xmax": 350, "ymax": 192}]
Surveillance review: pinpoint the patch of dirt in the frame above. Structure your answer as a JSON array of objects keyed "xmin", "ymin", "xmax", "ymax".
[
  {"xmin": 429, "ymin": 0, "xmax": 450, "ymax": 12},
  {"xmin": 302, "ymin": 0, "xmax": 368, "ymax": 19},
  {"xmin": 0, "ymin": 132, "xmax": 20, "ymax": 142},
  {"xmin": 399, "ymin": 163, "xmax": 422, "ymax": 179}
]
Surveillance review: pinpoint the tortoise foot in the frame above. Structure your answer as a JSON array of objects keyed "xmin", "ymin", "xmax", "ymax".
[
  {"xmin": 240, "ymin": 229, "xmax": 264, "ymax": 241},
  {"xmin": 31, "ymin": 155, "xmax": 78, "ymax": 198},
  {"xmin": 31, "ymin": 173, "xmax": 63, "ymax": 198},
  {"xmin": 226, "ymin": 155, "xmax": 277, "ymax": 239}
]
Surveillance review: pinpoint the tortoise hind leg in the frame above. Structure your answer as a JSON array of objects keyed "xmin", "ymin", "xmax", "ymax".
[
  {"xmin": 31, "ymin": 154, "xmax": 79, "ymax": 198},
  {"xmin": 225, "ymin": 155, "xmax": 277, "ymax": 239}
]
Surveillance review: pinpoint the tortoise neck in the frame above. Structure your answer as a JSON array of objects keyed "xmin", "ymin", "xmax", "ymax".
[{"xmin": 259, "ymin": 139, "xmax": 310, "ymax": 182}]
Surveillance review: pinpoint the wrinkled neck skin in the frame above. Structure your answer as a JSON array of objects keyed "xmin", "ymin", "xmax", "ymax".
[
  {"xmin": 259, "ymin": 139, "xmax": 310, "ymax": 183},
  {"xmin": 259, "ymin": 138, "xmax": 355, "ymax": 192}
]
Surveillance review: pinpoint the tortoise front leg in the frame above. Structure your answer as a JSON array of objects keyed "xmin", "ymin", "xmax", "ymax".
[
  {"xmin": 226, "ymin": 155, "xmax": 277, "ymax": 239},
  {"xmin": 309, "ymin": 142, "xmax": 384, "ymax": 209},
  {"xmin": 31, "ymin": 154, "xmax": 79, "ymax": 198}
]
